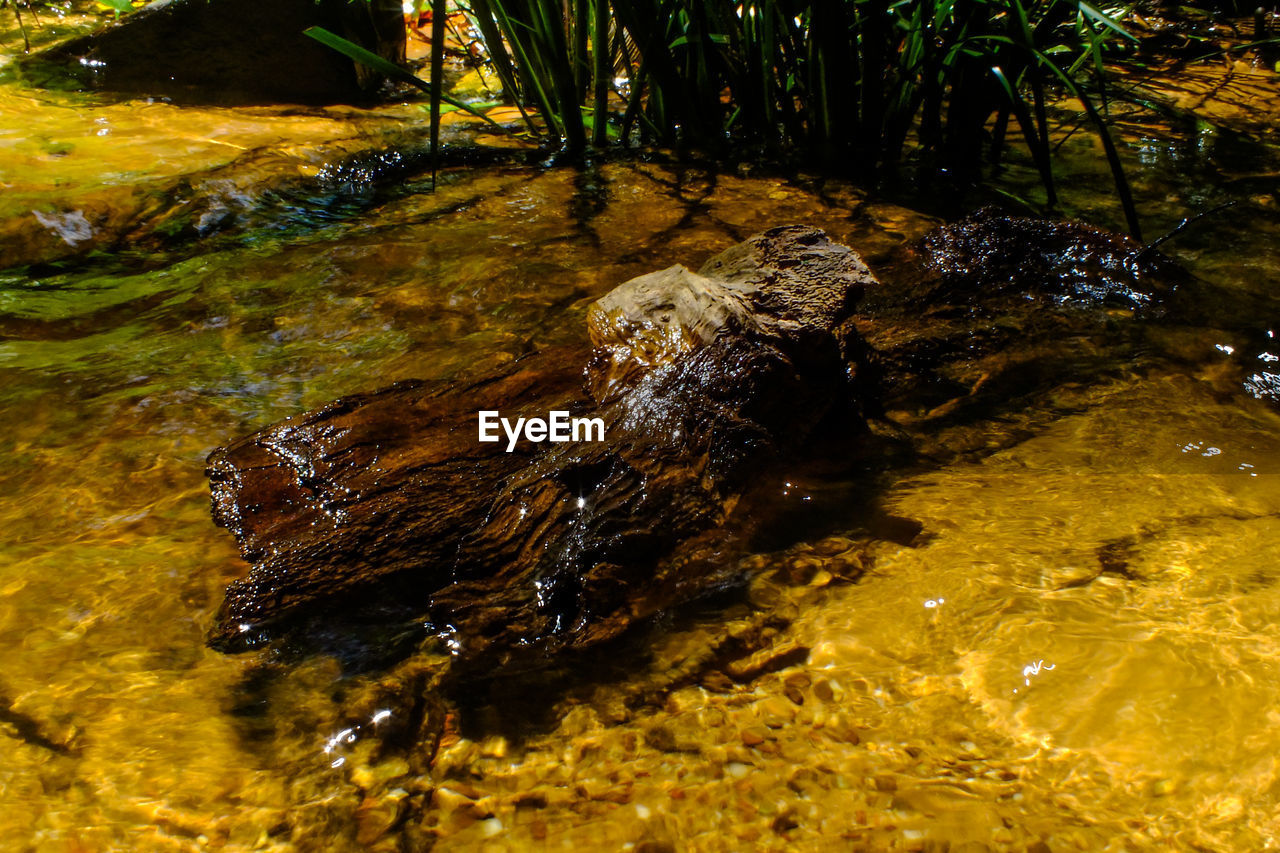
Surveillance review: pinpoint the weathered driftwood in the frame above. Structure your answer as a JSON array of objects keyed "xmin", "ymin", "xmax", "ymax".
[{"xmin": 208, "ymin": 226, "xmax": 876, "ymax": 665}]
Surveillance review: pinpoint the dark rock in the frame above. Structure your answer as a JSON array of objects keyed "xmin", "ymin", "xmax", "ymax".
[
  {"xmin": 722, "ymin": 643, "xmax": 811, "ymax": 683},
  {"xmin": 889, "ymin": 206, "xmax": 1180, "ymax": 313},
  {"xmin": 23, "ymin": 0, "xmax": 405, "ymax": 104},
  {"xmin": 860, "ymin": 208, "xmax": 1185, "ymax": 435}
]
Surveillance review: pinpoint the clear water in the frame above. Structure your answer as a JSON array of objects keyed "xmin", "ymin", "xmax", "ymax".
[{"xmin": 4, "ymin": 14, "xmax": 1280, "ymax": 851}]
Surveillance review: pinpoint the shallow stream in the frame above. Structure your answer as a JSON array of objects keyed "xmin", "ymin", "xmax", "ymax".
[{"xmin": 4, "ymin": 11, "xmax": 1280, "ymax": 852}]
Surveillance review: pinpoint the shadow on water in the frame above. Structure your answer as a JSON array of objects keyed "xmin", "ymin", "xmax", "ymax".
[{"xmin": 567, "ymin": 160, "xmax": 611, "ymax": 245}]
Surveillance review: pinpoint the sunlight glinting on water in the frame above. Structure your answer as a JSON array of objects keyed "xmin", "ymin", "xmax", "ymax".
[{"xmin": 3, "ymin": 14, "xmax": 1280, "ymax": 847}]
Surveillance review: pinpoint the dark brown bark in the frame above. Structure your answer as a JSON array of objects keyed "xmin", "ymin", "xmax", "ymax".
[{"xmin": 208, "ymin": 226, "xmax": 877, "ymax": 667}]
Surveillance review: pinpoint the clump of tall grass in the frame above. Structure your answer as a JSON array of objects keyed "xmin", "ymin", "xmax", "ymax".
[{"xmin": 316, "ymin": 0, "xmax": 1143, "ymax": 234}]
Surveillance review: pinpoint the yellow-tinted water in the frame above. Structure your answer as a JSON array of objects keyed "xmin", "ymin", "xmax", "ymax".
[{"xmin": 4, "ymin": 19, "xmax": 1280, "ymax": 852}]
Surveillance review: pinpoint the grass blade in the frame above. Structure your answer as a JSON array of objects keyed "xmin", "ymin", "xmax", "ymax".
[
  {"xmin": 430, "ymin": 0, "xmax": 446, "ymax": 189},
  {"xmin": 302, "ymin": 26, "xmax": 507, "ymax": 129}
]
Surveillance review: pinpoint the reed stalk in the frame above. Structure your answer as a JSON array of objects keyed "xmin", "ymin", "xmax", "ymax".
[{"xmin": 333, "ymin": 0, "xmax": 1144, "ymax": 227}]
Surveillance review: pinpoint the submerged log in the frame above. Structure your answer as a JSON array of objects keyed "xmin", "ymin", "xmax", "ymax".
[
  {"xmin": 207, "ymin": 212, "xmax": 1191, "ymax": 670},
  {"xmin": 24, "ymin": 0, "xmax": 406, "ymax": 104},
  {"xmin": 207, "ymin": 226, "xmax": 876, "ymax": 666}
]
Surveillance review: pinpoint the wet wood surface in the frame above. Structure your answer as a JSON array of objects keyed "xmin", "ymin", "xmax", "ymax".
[{"xmin": 208, "ymin": 226, "xmax": 876, "ymax": 666}]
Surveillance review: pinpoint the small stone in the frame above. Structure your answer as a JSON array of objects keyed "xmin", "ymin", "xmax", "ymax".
[
  {"xmin": 664, "ymin": 688, "xmax": 704, "ymax": 715},
  {"xmin": 432, "ymin": 787, "xmax": 472, "ymax": 810},
  {"xmin": 783, "ymin": 556, "xmax": 823, "ymax": 585},
  {"xmin": 698, "ymin": 707, "xmax": 727, "ymax": 729},
  {"xmin": 634, "ymin": 842, "xmax": 677, "ymax": 853},
  {"xmin": 784, "ymin": 673, "xmax": 810, "ymax": 691},
  {"xmin": 644, "ymin": 725, "xmax": 679, "ymax": 753},
  {"xmin": 812, "ymin": 679, "xmax": 835, "ymax": 702},
  {"xmin": 444, "ymin": 781, "xmax": 484, "ymax": 800},
  {"xmin": 511, "ymin": 792, "xmax": 547, "ymax": 810},
  {"xmin": 575, "ymin": 778, "xmax": 604, "ymax": 800},
  {"xmin": 836, "ymin": 724, "xmax": 861, "ymax": 746},
  {"xmin": 479, "ymin": 736, "xmax": 509, "ymax": 758},
  {"xmin": 702, "ymin": 745, "xmax": 729, "ymax": 764},
  {"xmin": 602, "ymin": 785, "xmax": 634, "ymax": 804},
  {"xmin": 873, "ymin": 774, "xmax": 898, "ymax": 792},
  {"xmin": 700, "ymin": 670, "xmax": 736, "ymax": 692},
  {"xmin": 558, "ymin": 706, "xmax": 598, "ymax": 737},
  {"xmin": 350, "ymin": 757, "xmax": 410, "ymax": 792},
  {"xmin": 811, "ymin": 536, "xmax": 857, "ymax": 557},
  {"xmin": 786, "ymin": 767, "xmax": 820, "ymax": 793},
  {"xmin": 771, "ymin": 808, "xmax": 800, "ymax": 834},
  {"xmin": 431, "ymin": 786, "xmax": 490, "ymax": 829},
  {"xmin": 741, "ymin": 727, "xmax": 769, "ymax": 747},
  {"xmin": 724, "ymin": 643, "xmax": 810, "ymax": 682},
  {"xmin": 828, "ymin": 554, "xmax": 865, "ymax": 580},
  {"xmin": 432, "ymin": 739, "xmax": 478, "ymax": 776},
  {"xmin": 1046, "ymin": 564, "xmax": 1097, "ymax": 588},
  {"xmin": 1210, "ymin": 795, "xmax": 1244, "ymax": 820},
  {"xmin": 759, "ymin": 697, "xmax": 795, "ymax": 727}
]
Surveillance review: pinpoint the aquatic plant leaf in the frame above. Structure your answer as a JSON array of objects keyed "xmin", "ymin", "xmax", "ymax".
[
  {"xmin": 96, "ymin": 0, "xmax": 133, "ymax": 17},
  {"xmin": 301, "ymin": 26, "xmax": 504, "ymax": 129},
  {"xmin": 1077, "ymin": 1, "xmax": 1137, "ymax": 43}
]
